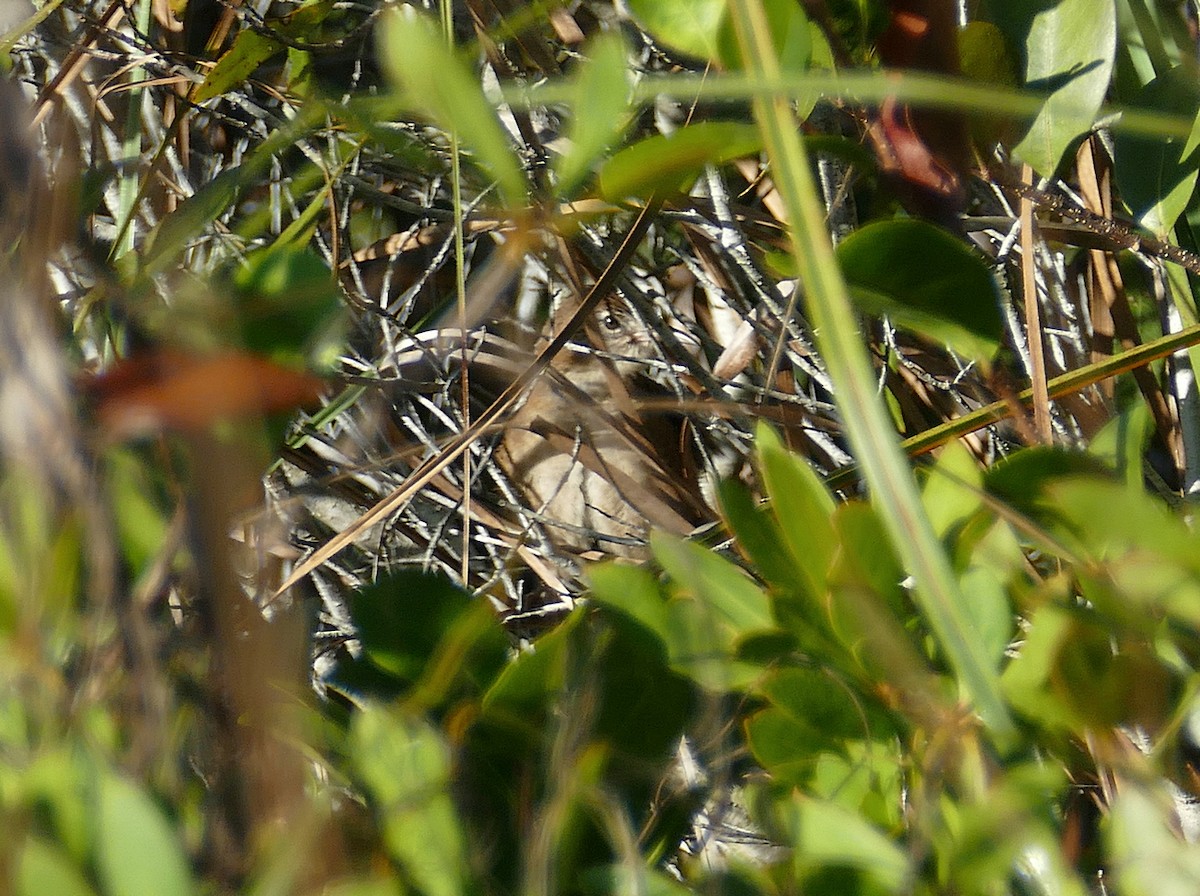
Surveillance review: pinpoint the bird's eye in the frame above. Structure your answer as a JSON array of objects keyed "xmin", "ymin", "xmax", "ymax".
[{"xmin": 602, "ymin": 314, "xmax": 621, "ymax": 331}]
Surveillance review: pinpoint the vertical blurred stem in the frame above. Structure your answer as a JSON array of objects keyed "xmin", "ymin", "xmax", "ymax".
[
  {"xmin": 115, "ymin": 0, "xmax": 152, "ymax": 259},
  {"xmin": 727, "ymin": 0, "xmax": 1014, "ymax": 741},
  {"xmin": 1020, "ymin": 163, "xmax": 1053, "ymax": 443},
  {"xmin": 440, "ymin": 0, "xmax": 471, "ymax": 583}
]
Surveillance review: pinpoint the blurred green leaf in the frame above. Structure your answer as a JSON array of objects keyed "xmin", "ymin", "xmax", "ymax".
[
  {"xmin": 1001, "ymin": 602, "xmax": 1085, "ymax": 731},
  {"xmin": 321, "ymin": 877, "xmax": 404, "ymax": 896},
  {"xmin": 587, "ymin": 561, "xmax": 669, "ymax": 641},
  {"xmin": 591, "ymin": 616, "xmax": 695, "ymax": 760},
  {"xmin": 958, "ymin": 566, "xmax": 1012, "ymax": 670},
  {"xmin": 717, "ymin": 477, "xmax": 801, "ymax": 592},
  {"xmin": 1047, "ymin": 477, "xmax": 1200, "ymax": 565},
  {"xmin": 16, "ymin": 837, "xmax": 96, "ymax": 896},
  {"xmin": 232, "ymin": 244, "xmax": 345, "ymax": 366},
  {"xmin": 95, "ymin": 773, "xmax": 193, "ymax": 896},
  {"xmin": 482, "ymin": 612, "xmax": 576, "ymax": 718},
  {"xmin": 555, "ymin": 33, "xmax": 632, "ymax": 198},
  {"xmin": 1110, "ymin": 785, "xmax": 1200, "ymax": 896},
  {"xmin": 958, "ymin": 20, "xmax": 1018, "ymax": 88},
  {"xmin": 351, "ymin": 705, "xmax": 467, "ymax": 896},
  {"xmin": 625, "ymin": 0, "xmax": 809, "ymax": 72},
  {"xmin": 1088, "ymin": 400, "xmax": 1154, "ymax": 488},
  {"xmin": 651, "ymin": 533, "xmax": 774, "ymax": 636},
  {"xmin": 761, "ymin": 666, "xmax": 876, "ymax": 742},
  {"xmin": 378, "ymin": 11, "xmax": 526, "ymax": 208},
  {"xmin": 578, "ymin": 865, "xmax": 693, "ymax": 896},
  {"xmin": 1114, "ymin": 65, "xmax": 1200, "ymax": 237},
  {"xmin": 755, "ymin": 423, "xmax": 836, "ymax": 601},
  {"xmin": 349, "ymin": 571, "xmax": 507, "ymax": 700},
  {"xmin": 837, "ymin": 219, "xmax": 1004, "ymax": 363},
  {"xmin": 662, "ymin": 591, "xmax": 763, "ymax": 691},
  {"xmin": 828, "ymin": 501, "xmax": 905, "ymax": 614},
  {"xmin": 985, "ymin": 446, "xmax": 1114, "ymax": 521},
  {"xmin": 746, "ymin": 707, "xmax": 825, "ymax": 786},
  {"xmin": 598, "ymin": 122, "xmax": 762, "ymax": 201},
  {"xmin": 105, "ymin": 448, "xmax": 170, "ymax": 575},
  {"xmin": 776, "ymin": 792, "xmax": 911, "ymax": 890},
  {"xmin": 624, "ymin": 0, "xmax": 725, "ymax": 62},
  {"xmin": 24, "ymin": 750, "xmax": 91, "ymax": 863},
  {"xmin": 921, "ymin": 441, "xmax": 984, "ymax": 542},
  {"xmin": 1050, "ymin": 620, "xmax": 1174, "ymax": 728}
]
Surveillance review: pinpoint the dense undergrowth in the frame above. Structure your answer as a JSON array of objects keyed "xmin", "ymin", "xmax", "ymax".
[{"xmin": 6, "ymin": 0, "xmax": 1200, "ymax": 893}]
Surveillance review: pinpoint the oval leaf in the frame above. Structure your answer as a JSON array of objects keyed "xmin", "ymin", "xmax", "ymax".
[
  {"xmin": 837, "ymin": 218, "xmax": 1003, "ymax": 362},
  {"xmin": 651, "ymin": 532, "xmax": 774, "ymax": 636},
  {"xmin": 194, "ymin": 28, "xmax": 282, "ymax": 103},
  {"xmin": 17, "ymin": 838, "xmax": 96, "ymax": 896},
  {"xmin": 1000, "ymin": 0, "xmax": 1117, "ymax": 176},
  {"xmin": 95, "ymin": 774, "xmax": 192, "ymax": 896},
  {"xmin": 598, "ymin": 121, "xmax": 762, "ymax": 201},
  {"xmin": 378, "ymin": 11, "xmax": 525, "ymax": 208},
  {"xmin": 755, "ymin": 422, "xmax": 837, "ymax": 600},
  {"xmin": 554, "ymin": 32, "xmax": 633, "ymax": 198},
  {"xmin": 626, "ymin": 0, "xmax": 809, "ymax": 73},
  {"xmin": 1113, "ymin": 65, "xmax": 1200, "ymax": 238}
]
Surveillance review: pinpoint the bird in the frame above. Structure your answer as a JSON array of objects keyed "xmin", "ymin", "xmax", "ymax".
[{"xmin": 495, "ymin": 295, "xmax": 709, "ymax": 563}]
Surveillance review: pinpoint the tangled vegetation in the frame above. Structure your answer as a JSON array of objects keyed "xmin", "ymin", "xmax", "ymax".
[{"xmin": 5, "ymin": 0, "xmax": 1200, "ymax": 893}]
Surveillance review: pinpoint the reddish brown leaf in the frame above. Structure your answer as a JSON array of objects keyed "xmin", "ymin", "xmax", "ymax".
[{"xmin": 86, "ymin": 349, "xmax": 325, "ymax": 436}]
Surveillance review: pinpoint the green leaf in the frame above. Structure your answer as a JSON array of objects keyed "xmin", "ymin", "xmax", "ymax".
[
  {"xmin": 1001, "ymin": 602, "xmax": 1084, "ymax": 730},
  {"xmin": 17, "ymin": 838, "xmax": 96, "ymax": 896},
  {"xmin": 717, "ymin": 477, "xmax": 802, "ymax": 591},
  {"xmin": 24, "ymin": 749, "xmax": 91, "ymax": 863},
  {"xmin": 755, "ymin": 423, "xmax": 836, "ymax": 600},
  {"xmin": 142, "ymin": 167, "xmax": 244, "ymax": 276},
  {"xmin": 1047, "ymin": 477, "xmax": 1200, "ymax": 566},
  {"xmin": 662, "ymin": 594, "xmax": 762, "ymax": 691},
  {"xmin": 193, "ymin": 27, "xmax": 282, "ymax": 103},
  {"xmin": 1089, "ymin": 400, "xmax": 1154, "ymax": 488},
  {"xmin": 587, "ymin": 561, "xmax": 669, "ymax": 641},
  {"xmin": 921, "ymin": 440, "xmax": 984, "ymax": 541},
  {"xmin": 625, "ymin": 0, "xmax": 809, "ymax": 72},
  {"xmin": 958, "ymin": 566, "xmax": 1012, "ymax": 669},
  {"xmin": 828, "ymin": 501, "xmax": 905, "ymax": 610},
  {"xmin": 349, "ymin": 571, "xmax": 506, "ymax": 699},
  {"xmin": 321, "ymin": 878, "xmax": 405, "ymax": 896},
  {"xmin": 105, "ymin": 448, "xmax": 170, "ymax": 575},
  {"xmin": 624, "ymin": 0, "xmax": 726, "ymax": 62},
  {"xmin": 1113, "ymin": 65, "xmax": 1200, "ymax": 237},
  {"xmin": 649, "ymin": 530, "xmax": 774, "ymax": 692},
  {"xmin": 958, "ymin": 21, "xmax": 1018, "ymax": 88},
  {"xmin": 985, "ymin": 446, "xmax": 1113, "ymax": 520},
  {"xmin": 482, "ymin": 611, "xmax": 576, "ymax": 717},
  {"xmin": 746, "ymin": 707, "xmax": 824, "ymax": 785},
  {"xmin": 759, "ymin": 666, "xmax": 876, "ymax": 742},
  {"xmin": 777, "ymin": 792, "xmax": 911, "ymax": 890},
  {"xmin": 232, "ymin": 244, "xmax": 345, "ymax": 365},
  {"xmin": 1110, "ymin": 785, "xmax": 1200, "ymax": 896},
  {"xmin": 1002, "ymin": 0, "xmax": 1117, "ymax": 176},
  {"xmin": 591, "ymin": 618, "xmax": 695, "ymax": 759},
  {"xmin": 578, "ymin": 865, "xmax": 693, "ymax": 896},
  {"xmin": 651, "ymin": 533, "xmax": 774, "ymax": 636},
  {"xmin": 350, "ymin": 705, "xmax": 467, "ymax": 896},
  {"xmin": 837, "ymin": 219, "xmax": 1004, "ymax": 363},
  {"xmin": 598, "ymin": 121, "xmax": 762, "ymax": 201},
  {"xmin": 378, "ymin": 11, "xmax": 526, "ymax": 208},
  {"xmin": 95, "ymin": 773, "xmax": 193, "ymax": 896},
  {"xmin": 554, "ymin": 33, "xmax": 632, "ymax": 198}
]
